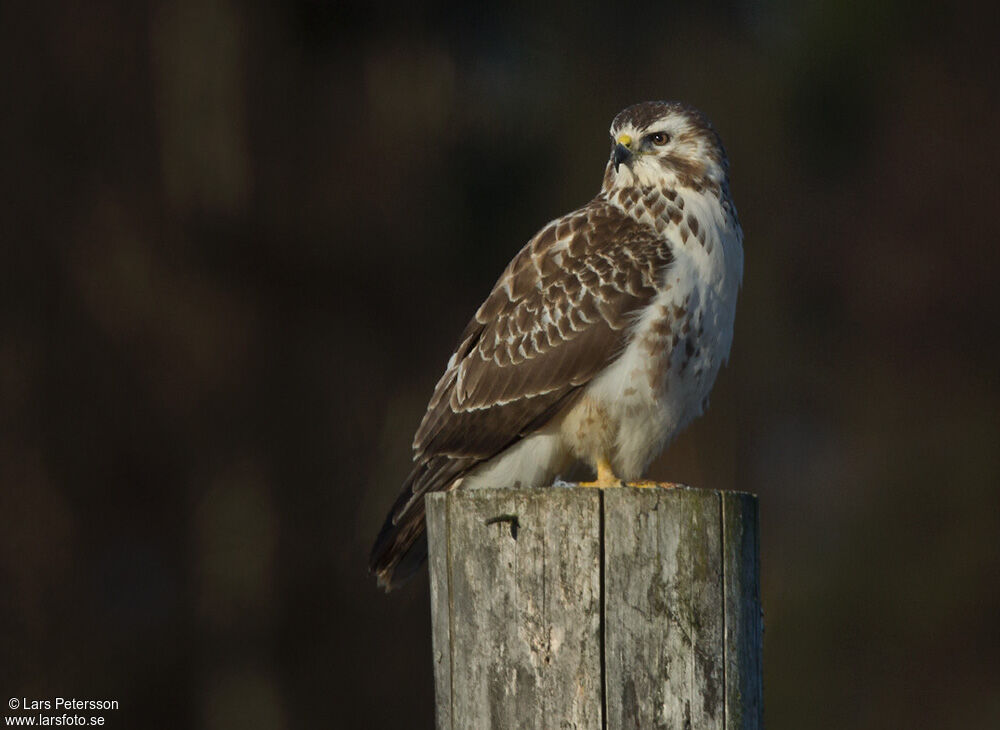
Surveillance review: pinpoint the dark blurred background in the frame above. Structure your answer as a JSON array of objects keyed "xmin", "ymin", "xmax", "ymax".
[{"xmin": 2, "ymin": 0, "xmax": 999, "ymax": 727}]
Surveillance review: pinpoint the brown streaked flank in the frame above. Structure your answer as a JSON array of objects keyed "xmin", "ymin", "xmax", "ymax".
[{"xmin": 370, "ymin": 101, "xmax": 744, "ymax": 590}]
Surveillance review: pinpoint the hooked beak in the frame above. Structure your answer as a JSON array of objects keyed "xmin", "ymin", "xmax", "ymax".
[{"xmin": 612, "ymin": 142, "xmax": 632, "ymax": 172}]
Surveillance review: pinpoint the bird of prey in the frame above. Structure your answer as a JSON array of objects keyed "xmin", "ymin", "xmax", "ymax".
[{"xmin": 370, "ymin": 101, "xmax": 743, "ymax": 590}]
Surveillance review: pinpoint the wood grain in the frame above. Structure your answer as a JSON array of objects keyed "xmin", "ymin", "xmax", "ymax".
[{"xmin": 426, "ymin": 486, "xmax": 761, "ymax": 729}]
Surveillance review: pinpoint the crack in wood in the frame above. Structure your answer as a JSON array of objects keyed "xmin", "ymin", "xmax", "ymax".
[{"xmin": 484, "ymin": 513, "xmax": 520, "ymax": 540}]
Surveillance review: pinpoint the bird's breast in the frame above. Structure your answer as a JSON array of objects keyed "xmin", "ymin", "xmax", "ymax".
[{"xmin": 574, "ymin": 188, "xmax": 742, "ymax": 477}]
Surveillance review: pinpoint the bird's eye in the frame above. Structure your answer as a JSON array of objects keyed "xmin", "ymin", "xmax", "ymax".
[{"xmin": 649, "ymin": 132, "xmax": 670, "ymax": 146}]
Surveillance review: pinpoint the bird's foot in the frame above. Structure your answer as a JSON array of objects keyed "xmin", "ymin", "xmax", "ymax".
[
  {"xmin": 577, "ymin": 458, "xmax": 624, "ymax": 488},
  {"xmin": 576, "ymin": 477, "xmax": 625, "ymax": 488},
  {"xmin": 624, "ymin": 480, "xmax": 682, "ymax": 489}
]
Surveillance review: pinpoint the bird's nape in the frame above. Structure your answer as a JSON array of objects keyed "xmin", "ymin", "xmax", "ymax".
[{"xmin": 369, "ymin": 101, "xmax": 742, "ymax": 591}]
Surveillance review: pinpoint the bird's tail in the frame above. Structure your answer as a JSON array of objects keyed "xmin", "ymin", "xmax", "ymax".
[
  {"xmin": 369, "ymin": 497, "xmax": 429, "ymax": 592},
  {"xmin": 369, "ymin": 456, "xmax": 473, "ymax": 590}
]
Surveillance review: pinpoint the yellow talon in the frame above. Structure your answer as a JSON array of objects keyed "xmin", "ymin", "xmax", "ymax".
[
  {"xmin": 577, "ymin": 457, "xmax": 624, "ymax": 488},
  {"xmin": 575, "ymin": 458, "xmax": 683, "ymax": 489},
  {"xmin": 624, "ymin": 480, "xmax": 680, "ymax": 489}
]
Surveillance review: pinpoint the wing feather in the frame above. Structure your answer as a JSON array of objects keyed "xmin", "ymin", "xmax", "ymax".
[
  {"xmin": 417, "ymin": 198, "xmax": 673, "ymax": 460},
  {"xmin": 370, "ymin": 197, "xmax": 676, "ymax": 589}
]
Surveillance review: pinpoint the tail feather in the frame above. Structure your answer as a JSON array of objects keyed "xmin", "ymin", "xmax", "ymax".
[
  {"xmin": 369, "ymin": 456, "xmax": 474, "ymax": 590},
  {"xmin": 369, "ymin": 502, "xmax": 428, "ymax": 591}
]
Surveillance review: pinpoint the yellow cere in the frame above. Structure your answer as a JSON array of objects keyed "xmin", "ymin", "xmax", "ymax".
[{"xmin": 617, "ymin": 133, "xmax": 632, "ymax": 146}]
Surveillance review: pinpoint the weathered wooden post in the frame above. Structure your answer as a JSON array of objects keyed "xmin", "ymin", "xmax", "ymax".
[{"xmin": 425, "ymin": 486, "xmax": 762, "ymax": 729}]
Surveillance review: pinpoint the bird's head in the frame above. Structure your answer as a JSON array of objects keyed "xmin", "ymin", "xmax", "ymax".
[{"xmin": 602, "ymin": 101, "xmax": 729, "ymax": 195}]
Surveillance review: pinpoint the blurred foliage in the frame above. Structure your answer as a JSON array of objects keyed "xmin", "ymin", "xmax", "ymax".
[{"xmin": 1, "ymin": 0, "xmax": 999, "ymax": 728}]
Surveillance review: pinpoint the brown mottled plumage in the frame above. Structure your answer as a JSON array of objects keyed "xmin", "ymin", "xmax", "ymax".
[{"xmin": 371, "ymin": 102, "xmax": 743, "ymax": 590}]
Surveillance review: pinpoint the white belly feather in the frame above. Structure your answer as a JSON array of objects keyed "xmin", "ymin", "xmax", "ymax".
[
  {"xmin": 464, "ymin": 188, "xmax": 742, "ymax": 488},
  {"xmin": 567, "ymin": 193, "xmax": 742, "ymax": 478}
]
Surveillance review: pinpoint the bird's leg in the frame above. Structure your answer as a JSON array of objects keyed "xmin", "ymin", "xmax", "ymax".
[
  {"xmin": 576, "ymin": 457, "xmax": 682, "ymax": 489},
  {"xmin": 577, "ymin": 457, "xmax": 625, "ymax": 488}
]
